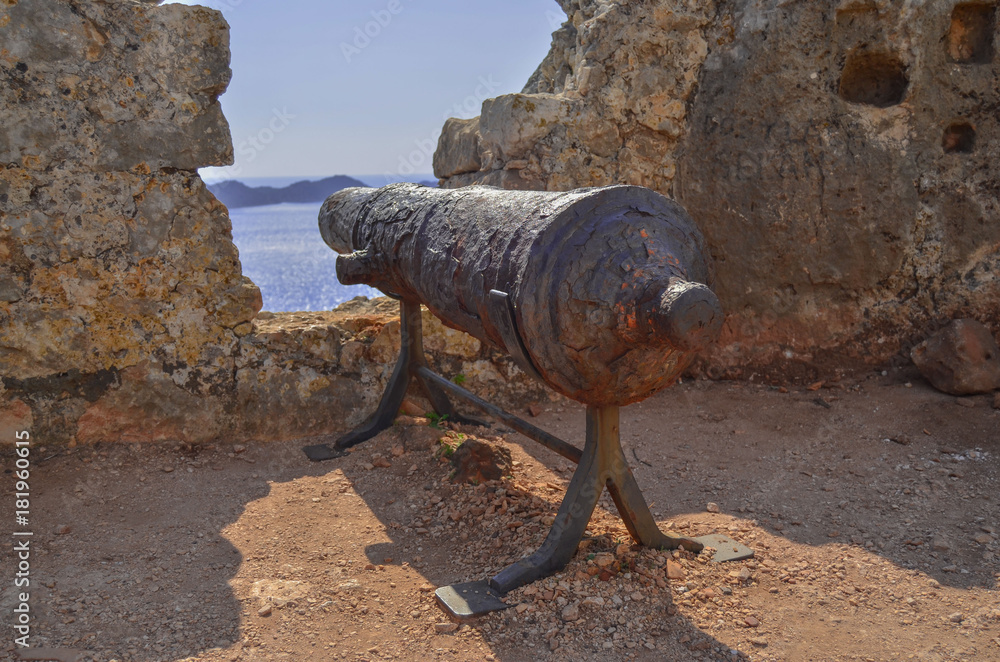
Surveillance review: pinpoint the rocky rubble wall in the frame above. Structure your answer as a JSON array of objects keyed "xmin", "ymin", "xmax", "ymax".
[
  {"xmin": 0, "ymin": 0, "xmax": 536, "ymax": 446},
  {"xmin": 434, "ymin": 0, "xmax": 1000, "ymax": 378}
]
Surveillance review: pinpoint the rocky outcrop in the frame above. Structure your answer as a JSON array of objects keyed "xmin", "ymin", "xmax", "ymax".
[
  {"xmin": 1, "ymin": 1, "xmax": 541, "ymax": 446},
  {"xmin": 434, "ymin": 0, "xmax": 1000, "ymax": 378},
  {"xmin": 0, "ymin": 0, "xmax": 258, "ymax": 444}
]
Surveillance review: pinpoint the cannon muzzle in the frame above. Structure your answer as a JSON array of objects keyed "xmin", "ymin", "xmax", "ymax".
[{"xmin": 320, "ymin": 183, "xmax": 721, "ymax": 406}]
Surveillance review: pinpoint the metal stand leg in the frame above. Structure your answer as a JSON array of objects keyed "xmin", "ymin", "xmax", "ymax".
[
  {"xmin": 436, "ymin": 405, "xmax": 750, "ymax": 620},
  {"xmin": 303, "ymin": 299, "xmax": 483, "ymax": 462},
  {"xmin": 488, "ymin": 406, "xmax": 701, "ymax": 594}
]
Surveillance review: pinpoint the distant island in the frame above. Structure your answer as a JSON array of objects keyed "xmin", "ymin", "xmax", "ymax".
[
  {"xmin": 208, "ymin": 175, "xmax": 368, "ymax": 209},
  {"xmin": 208, "ymin": 176, "xmax": 439, "ymax": 209}
]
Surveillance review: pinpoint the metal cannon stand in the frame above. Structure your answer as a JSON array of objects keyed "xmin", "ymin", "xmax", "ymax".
[{"xmin": 304, "ymin": 299, "xmax": 752, "ymax": 619}]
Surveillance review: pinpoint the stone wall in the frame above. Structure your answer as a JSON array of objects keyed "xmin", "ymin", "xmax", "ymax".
[
  {"xmin": 434, "ymin": 0, "xmax": 1000, "ymax": 378},
  {"xmin": 0, "ymin": 0, "xmax": 540, "ymax": 446}
]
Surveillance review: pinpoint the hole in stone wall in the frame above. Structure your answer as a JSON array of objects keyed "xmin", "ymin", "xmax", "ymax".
[
  {"xmin": 942, "ymin": 122, "xmax": 977, "ymax": 153},
  {"xmin": 838, "ymin": 51, "xmax": 909, "ymax": 107},
  {"xmin": 946, "ymin": 3, "xmax": 996, "ymax": 64}
]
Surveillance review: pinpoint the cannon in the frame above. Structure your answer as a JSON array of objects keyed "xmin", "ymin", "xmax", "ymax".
[{"xmin": 304, "ymin": 183, "xmax": 752, "ymax": 618}]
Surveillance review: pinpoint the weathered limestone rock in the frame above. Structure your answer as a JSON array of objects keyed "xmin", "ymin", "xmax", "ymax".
[
  {"xmin": 0, "ymin": 1, "xmax": 232, "ymax": 171},
  {"xmin": 433, "ymin": 118, "xmax": 482, "ymax": 179},
  {"xmin": 911, "ymin": 319, "xmax": 1000, "ymax": 395},
  {"xmin": 435, "ymin": 0, "xmax": 1000, "ymax": 377},
  {"xmin": 0, "ymin": 0, "xmax": 256, "ymax": 445}
]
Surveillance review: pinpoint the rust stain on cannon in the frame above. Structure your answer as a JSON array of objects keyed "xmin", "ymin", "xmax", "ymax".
[{"xmin": 320, "ymin": 183, "xmax": 722, "ymax": 407}]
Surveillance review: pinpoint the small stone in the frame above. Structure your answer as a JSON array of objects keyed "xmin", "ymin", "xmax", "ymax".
[
  {"xmin": 948, "ymin": 612, "xmax": 964, "ymax": 623},
  {"xmin": 911, "ymin": 319, "xmax": 1000, "ymax": 395},
  {"xmin": 750, "ymin": 637, "xmax": 768, "ymax": 647},
  {"xmin": 527, "ymin": 404, "xmax": 543, "ymax": 417},
  {"xmin": 706, "ymin": 502, "xmax": 720, "ymax": 513},
  {"xmin": 931, "ymin": 538, "xmax": 951, "ymax": 552},
  {"xmin": 561, "ymin": 604, "xmax": 580, "ymax": 622},
  {"xmin": 399, "ymin": 399, "xmax": 425, "ymax": 416},
  {"xmin": 593, "ymin": 552, "xmax": 616, "ymax": 568},
  {"xmin": 233, "ymin": 444, "xmax": 246, "ymax": 454},
  {"xmin": 665, "ymin": 561, "xmax": 686, "ymax": 580},
  {"xmin": 744, "ymin": 616, "xmax": 760, "ymax": 627},
  {"xmin": 372, "ymin": 455, "xmax": 392, "ymax": 468},
  {"xmin": 362, "ymin": 462, "xmax": 375, "ymax": 471},
  {"xmin": 162, "ymin": 466, "xmax": 174, "ymax": 473},
  {"xmin": 737, "ymin": 567, "xmax": 752, "ymax": 582},
  {"xmin": 53, "ymin": 524, "xmax": 71, "ymax": 535},
  {"xmin": 581, "ymin": 596, "xmax": 605, "ymax": 608},
  {"xmin": 396, "ymin": 414, "xmax": 429, "ymax": 427},
  {"xmin": 515, "ymin": 603, "xmax": 529, "ymax": 614},
  {"xmin": 449, "ymin": 438, "xmax": 512, "ymax": 484},
  {"xmin": 630, "ymin": 591, "xmax": 644, "ymax": 602},
  {"xmin": 434, "ymin": 622, "xmax": 459, "ymax": 633},
  {"xmin": 257, "ymin": 605, "xmax": 272, "ymax": 617},
  {"xmin": 390, "ymin": 444, "xmax": 405, "ymax": 457},
  {"xmin": 993, "ymin": 392, "xmax": 1000, "ymax": 410}
]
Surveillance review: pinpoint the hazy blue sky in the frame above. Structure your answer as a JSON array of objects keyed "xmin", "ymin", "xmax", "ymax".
[{"xmin": 166, "ymin": 0, "xmax": 562, "ymax": 181}]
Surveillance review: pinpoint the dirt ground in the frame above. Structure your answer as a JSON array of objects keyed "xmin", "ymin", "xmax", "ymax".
[{"xmin": 2, "ymin": 367, "xmax": 999, "ymax": 662}]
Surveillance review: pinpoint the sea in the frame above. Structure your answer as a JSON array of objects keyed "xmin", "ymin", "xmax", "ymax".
[{"xmin": 224, "ymin": 174, "xmax": 433, "ymax": 312}]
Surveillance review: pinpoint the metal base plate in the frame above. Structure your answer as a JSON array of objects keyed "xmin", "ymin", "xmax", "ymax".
[
  {"xmin": 691, "ymin": 534, "xmax": 754, "ymax": 563},
  {"xmin": 302, "ymin": 443, "xmax": 348, "ymax": 462},
  {"xmin": 435, "ymin": 581, "xmax": 510, "ymax": 621}
]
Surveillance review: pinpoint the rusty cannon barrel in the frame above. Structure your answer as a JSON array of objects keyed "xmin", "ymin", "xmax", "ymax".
[{"xmin": 320, "ymin": 183, "xmax": 722, "ymax": 407}]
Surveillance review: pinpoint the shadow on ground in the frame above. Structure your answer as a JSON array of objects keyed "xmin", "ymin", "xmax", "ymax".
[{"xmin": 1, "ymin": 369, "xmax": 997, "ymax": 661}]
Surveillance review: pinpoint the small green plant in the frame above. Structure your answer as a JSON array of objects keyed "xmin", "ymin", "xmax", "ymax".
[
  {"xmin": 435, "ymin": 433, "xmax": 465, "ymax": 460},
  {"xmin": 425, "ymin": 412, "xmax": 450, "ymax": 429},
  {"xmin": 435, "ymin": 441, "xmax": 457, "ymax": 459},
  {"xmin": 452, "ymin": 373, "xmax": 466, "ymax": 386}
]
